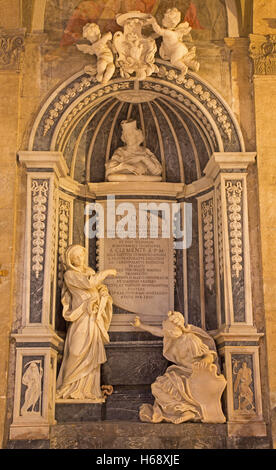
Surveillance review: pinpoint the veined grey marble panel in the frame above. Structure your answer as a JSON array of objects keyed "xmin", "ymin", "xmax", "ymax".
[
  {"xmin": 55, "ymin": 403, "xmax": 103, "ymax": 423},
  {"xmin": 226, "ymin": 180, "xmax": 246, "ymax": 322},
  {"xmin": 186, "ymin": 199, "xmax": 201, "ymax": 327},
  {"xmin": 105, "ymin": 387, "xmax": 154, "ymax": 422},
  {"xmin": 73, "ymin": 198, "xmax": 86, "ymax": 247},
  {"xmin": 6, "ymin": 440, "xmax": 50, "ymax": 449},
  {"xmin": 102, "ymin": 341, "xmax": 167, "ymax": 386}
]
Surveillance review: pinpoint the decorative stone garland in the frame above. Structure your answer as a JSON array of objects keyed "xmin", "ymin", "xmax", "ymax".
[
  {"xmin": 216, "ymin": 187, "xmax": 224, "ymax": 280},
  {"xmin": 31, "ymin": 180, "xmax": 49, "ymax": 279},
  {"xmin": 202, "ymin": 199, "xmax": 215, "ymax": 291},
  {"xmin": 57, "ymin": 199, "xmax": 71, "ymax": 287},
  {"xmin": 56, "ymin": 82, "xmax": 131, "ymax": 145},
  {"xmin": 226, "ymin": 180, "xmax": 243, "ymax": 279},
  {"xmin": 142, "ymin": 80, "xmax": 217, "ymax": 146},
  {"xmin": 157, "ymin": 66, "xmax": 232, "ymax": 142}
]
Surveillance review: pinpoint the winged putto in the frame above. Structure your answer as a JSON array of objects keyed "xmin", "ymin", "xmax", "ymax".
[{"xmin": 76, "ymin": 9, "xmax": 200, "ymax": 83}]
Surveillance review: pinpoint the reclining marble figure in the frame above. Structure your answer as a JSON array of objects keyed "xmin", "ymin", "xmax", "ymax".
[{"xmin": 132, "ymin": 311, "xmax": 227, "ymax": 424}]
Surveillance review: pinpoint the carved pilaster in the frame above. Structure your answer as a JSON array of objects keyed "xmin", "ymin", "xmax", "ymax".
[
  {"xmin": 204, "ymin": 153, "xmax": 266, "ymax": 436},
  {"xmin": 249, "ymin": 34, "xmax": 276, "ymax": 75},
  {"xmin": 9, "ymin": 152, "xmax": 68, "ymax": 440},
  {"xmin": 18, "ymin": 152, "xmax": 67, "ymax": 328},
  {"xmin": 0, "ymin": 28, "xmax": 25, "ymax": 71},
  {"xmin": 205, "ymin": 153, "xmax": 256, "ymax": 331}
]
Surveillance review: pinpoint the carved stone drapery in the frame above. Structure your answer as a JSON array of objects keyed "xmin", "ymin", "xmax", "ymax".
[{"xmin": 249, "ymin": 34, "xmax": 276, "ymax": 75}]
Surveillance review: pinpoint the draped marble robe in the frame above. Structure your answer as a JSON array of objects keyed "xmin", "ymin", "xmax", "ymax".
[
  {"xmin": 56, "ymin": 247, "xmax": 113, "ymax": 402},
  {"xmin": 139, "ymin": 316, "xmax": 226, "ymax": 424}
]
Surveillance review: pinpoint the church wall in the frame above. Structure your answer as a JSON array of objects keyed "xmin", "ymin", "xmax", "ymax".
[
  {"xmin": 250, "ymin": 0, "xmax": 276, "ymax": 448},
  {"xmin": 0, "ymin": 0, "xmax": 275, "ymax": 448},
  {"xmin": 0, "ymin": 0, "xmax": 25, "ymax": 445}
]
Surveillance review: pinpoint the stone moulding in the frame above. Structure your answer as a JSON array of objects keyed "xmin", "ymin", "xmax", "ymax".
[
  {"xmin": 0, "ymin": 28, "xmax": 25, "ymax": 70},
  {"xmin": 43, "ymin": 75, "xmax": 96, "ymax": 137},
  {"xmin": 56, "ymin": 82, "xmax": 131, "ymax": 145},
  {"xmin": 156, "ymin": 66, "xmax": 232, "ymax": 143},
  {"xmin": 249, "ymin": 34, "xmax": 276, "ymax": 75},
  {"xmin": 28, "ymin": 61, "xmax": 245, "ymax": 156}
]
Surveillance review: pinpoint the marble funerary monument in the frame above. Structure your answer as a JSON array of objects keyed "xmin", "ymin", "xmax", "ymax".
[{"xmin": 3, "ymin": 3, "xmax": 274, "ymax": 449}]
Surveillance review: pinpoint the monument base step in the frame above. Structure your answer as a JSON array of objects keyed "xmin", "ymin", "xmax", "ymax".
[
  {"xmin": 50, "ymin": 421, "xmax": 228, "ymax": 449},
  {"xmin": 6, "ymin": 421, "xmax": 272, "ymax": 449},
  {"xmin": 55, "ymin": 388, "xmax": 154, "ymax": 423}
]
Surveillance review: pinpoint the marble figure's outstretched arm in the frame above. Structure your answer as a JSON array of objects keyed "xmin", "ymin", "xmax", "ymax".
[
  {"xmin": 90, "ymin": 269, "xmax": 117, "ymax": 286},
  {"xmin": 131, "ymin": 315, "xmax": 164, "ymax": 337}
]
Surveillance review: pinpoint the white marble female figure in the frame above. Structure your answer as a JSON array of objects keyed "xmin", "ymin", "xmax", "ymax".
[
  {"xmin": 132, "ymin": 311, "xmax": 226, "ymax": 424},
  {"xmin": 56, "ymin": 245, "xmax": 116, "ymax": 402}
]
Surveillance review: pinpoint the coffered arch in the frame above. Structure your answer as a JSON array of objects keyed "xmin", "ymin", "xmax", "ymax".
[{"xmin": 28, "ymin": 62, "xmax": 245, "ymax": 185}]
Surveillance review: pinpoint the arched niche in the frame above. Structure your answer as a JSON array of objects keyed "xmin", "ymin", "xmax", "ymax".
[
  {"xmin": 12, "ymin": 61, "xmax": 267, "ymax": 442},
  {"xmin": 29, "ymin": 61, "xmax": 245, "ymax": 185},
  {"xmin": 22, "ymin": 62, "xmax": 250, "ymax": 334}
]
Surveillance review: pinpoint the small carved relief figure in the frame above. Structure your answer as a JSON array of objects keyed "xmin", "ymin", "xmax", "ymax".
[
  {"xmin": 105, "ymin": 120, "xmax": 162, "ymax": 181},
  {"xmin": 113, "ymin": 12, "xmax": 158, "ymax": 80},
  {"xmin": 56, "ymin": 244, "xmax": 116, "ymax": 402},
  {"xmin": 132, "ymin": 311, "xmax": 226, "ymax": 424},
  {"xmin": 150, "ymin": 8, "xmax": 200, "ymax": 77},
  {"xmin": 21, "ymin": 361, "xmax": 43, "ymax": 416},
  {"xmin": 234, "ymin": 361, "xmax": 255, "ymax": 411},
  {"xmin": 77, "ymin": 23, "xmax": 115, "ymax": 83}
]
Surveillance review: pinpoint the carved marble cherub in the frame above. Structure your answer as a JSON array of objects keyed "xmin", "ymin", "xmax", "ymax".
[
  {"xmin": 150, "ymin": 8, "xmax": 200, "ymax": 77},
  {"xmin": 132, "ymin": 311, "xmax": 226, "ymax": 424},
  {"xmin": 77, "ymin": 23, "xmax": 115, "ymax": 83}
]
